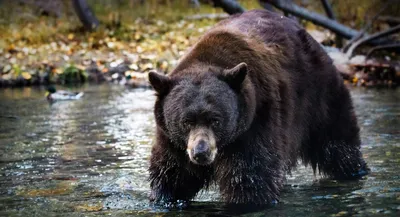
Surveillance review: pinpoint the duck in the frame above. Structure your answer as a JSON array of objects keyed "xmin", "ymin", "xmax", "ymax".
[{"xmin": 45, "ymin": 86, "xmax": 84, "ymax": 102}]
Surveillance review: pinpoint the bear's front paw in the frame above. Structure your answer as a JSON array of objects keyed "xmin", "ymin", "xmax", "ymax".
[
  {"xmin": 150, "ymin": 198, "xmax": 189, "ymax": 209},
  {"xmin": 350, "ymin": 163, "xmax": 370, "ymax": 179},
  {"xmin": 161, "ymin": 200, "xmax": 189, "ymax": 209}
]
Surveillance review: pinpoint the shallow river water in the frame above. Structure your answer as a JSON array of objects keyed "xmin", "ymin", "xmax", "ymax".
[{"xmin": 0, "ymin": 85, "xmax": 399, "ymax": 217}]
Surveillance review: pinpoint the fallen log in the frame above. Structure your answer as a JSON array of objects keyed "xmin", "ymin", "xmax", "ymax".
[
  {"xmin": 258, "ymin": 0, "xmax": 395, "ymax": 46},
  {"xmin": 366, "ymin": 43, "xmax": 400, "ymax": 59},
  {"xmin": 345, "ymin": 25, "xmax": 400, "ymax": 57},
  {"xmin": 259, "ymin": 0, "xmax": 357, "ymax": 39},
  {"xmin": 377, "ymin": 16, "xmax": 400, "ymax": 26}
]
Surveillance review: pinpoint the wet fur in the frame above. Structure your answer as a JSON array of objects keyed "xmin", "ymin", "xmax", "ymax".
[{"xmin": 149, "ymin": 10, "xmax": 367, "ymax": 205}]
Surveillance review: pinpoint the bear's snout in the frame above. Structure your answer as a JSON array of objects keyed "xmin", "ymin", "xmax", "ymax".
[
  {"xmin": 192, "ymin": 140, "xmax": 211, "ymax": 164},
  {"xmin": 187, "ymin": 127, "xmax": 217, "ymax": 165}
]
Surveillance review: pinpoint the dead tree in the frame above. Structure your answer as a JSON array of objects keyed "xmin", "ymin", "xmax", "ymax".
[
  {"xmin": 72, "ymin": 0, "xmax": 99, "ymax": 30},
  {"xmin": 258, "ymin": 0, "xmax": 395, "ymax": 47}
]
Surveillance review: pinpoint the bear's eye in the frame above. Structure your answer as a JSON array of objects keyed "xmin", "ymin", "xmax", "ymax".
[
  {"xmin": 211, "ymin": 120, "xmax": 220, "ymax": 128},
  {"xmin": 182, "ymin": 121, "xmax": 193, "ymax": 130}
]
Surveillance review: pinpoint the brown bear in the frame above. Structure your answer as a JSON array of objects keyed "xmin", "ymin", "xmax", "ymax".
[{"xmin": 148, "ymin": 9, "xmax": 368, "ymax": 206}]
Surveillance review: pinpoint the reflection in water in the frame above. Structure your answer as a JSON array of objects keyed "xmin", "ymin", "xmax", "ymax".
[{"xmin": 0, "ymin": 85, "xmax": 398, "ymax": 216}]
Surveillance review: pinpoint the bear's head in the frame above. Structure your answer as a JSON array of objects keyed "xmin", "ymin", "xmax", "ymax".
[{"xmin": 149, "ymin": 63, "xmax": 255, "ymax": 165}]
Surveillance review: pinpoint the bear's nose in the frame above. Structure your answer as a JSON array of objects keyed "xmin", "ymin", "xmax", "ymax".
[{"xmin": 192, "ymin": 140, "xmax": 210, "ymax": 164}]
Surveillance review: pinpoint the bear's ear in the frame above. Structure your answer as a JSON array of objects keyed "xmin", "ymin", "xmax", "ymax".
[
  {"xmin": 148, "ymin": 71, "xmax": 172, "ymax": 95},
  {"xmin": 222, "ymin": 62, "xmax": 248, "ymax": 90}
]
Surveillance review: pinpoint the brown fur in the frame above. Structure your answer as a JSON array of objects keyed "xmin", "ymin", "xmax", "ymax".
[{"xmin": 148, "ymin": 9, "xmax": 368, "ymax": 206}]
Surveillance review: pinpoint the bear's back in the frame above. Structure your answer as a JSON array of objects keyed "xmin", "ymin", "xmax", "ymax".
[
  {"xmin": 212, "ymin": 10, "xmax": 337, "ymax": 91},
  {"xmin": 215, "ymin": 9, "xmax": 332, "ymax": 68},
  {"xmin": 215, "ymin": 9, "xmax": 301, "ymax": 48},
  {"xmin": 172, "ymin": 10, "xmax": 333, "ymax": 79}
]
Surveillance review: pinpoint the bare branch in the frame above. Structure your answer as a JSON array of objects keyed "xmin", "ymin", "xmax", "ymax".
[
  {"xmin": 259, "ymin": 0, "xmax": 358, "ymax": 39},
  {"xmin": 343, "ymin": 1, "xmax": 392, "ymax": 52},
  {"xmin": 366, "ymin": 43, "xmax": 400, "ymax": 59},
  {"xmin": 346, "ymin": 25, "xmax": 400, "ymax": 57},
  {"xmin": 320, "ymin": 0, "xmax": 335, "ymax": 20},
  {"xmin": 377, "ymin": 16, "xmax": 400, "ymax": 25},
  {"xmin": 259, "ymin": 0, "xmax": 395, "ymax": 47}
]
